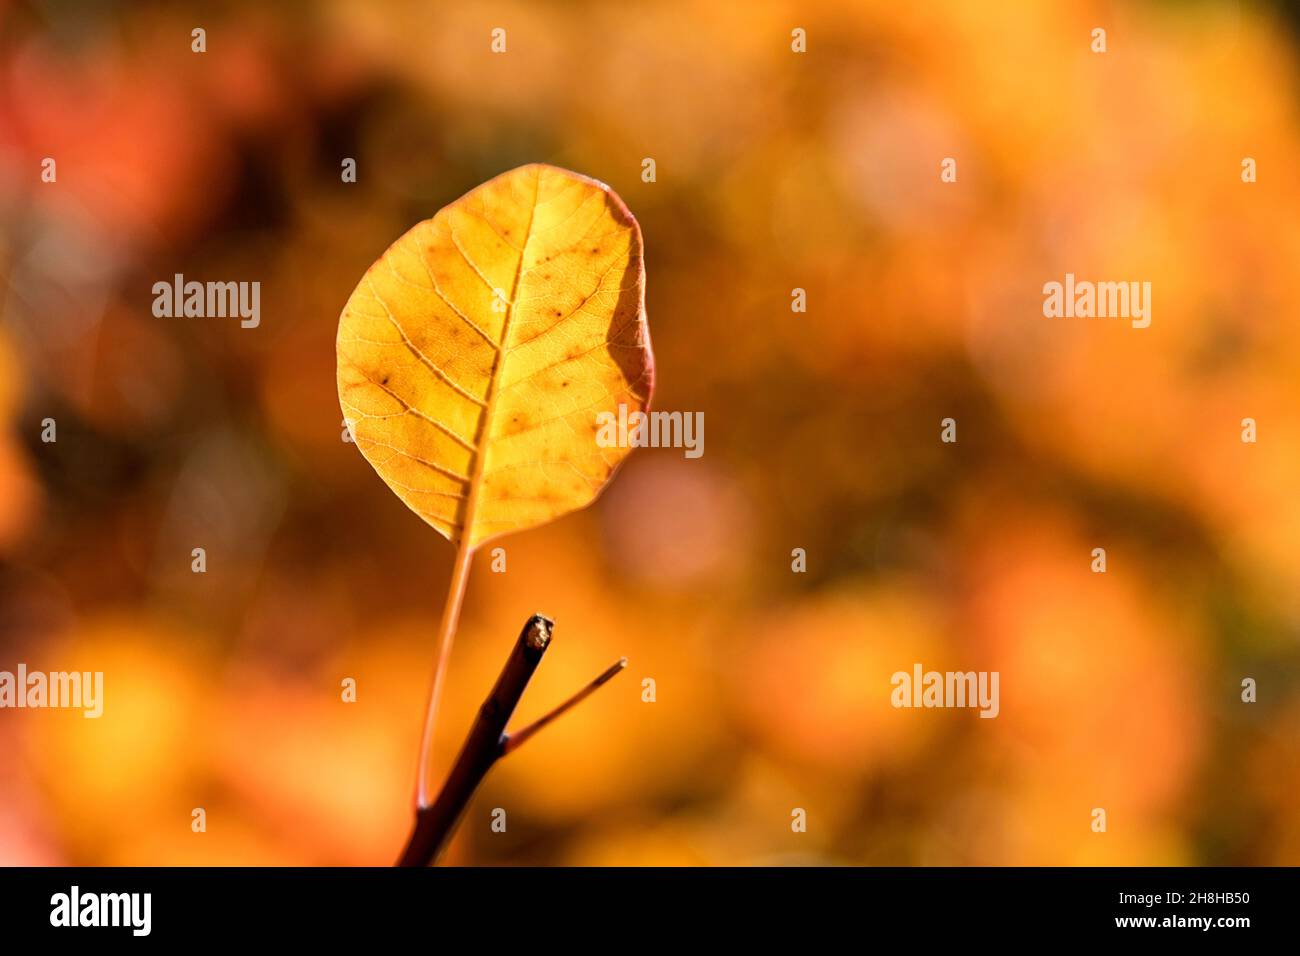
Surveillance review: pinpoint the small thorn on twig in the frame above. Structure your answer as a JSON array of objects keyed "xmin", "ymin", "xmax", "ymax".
[{"xmin": 501, "ymin": 656, "xmax": 628, "ymax": 756}]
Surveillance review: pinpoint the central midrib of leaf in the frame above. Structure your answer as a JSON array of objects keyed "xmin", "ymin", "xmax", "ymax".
[{"xmin": 455, "ymin": 166, "xmax": 542, "ymax": 548}]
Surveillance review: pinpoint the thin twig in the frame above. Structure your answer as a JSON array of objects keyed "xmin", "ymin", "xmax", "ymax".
[
  {"xmin": 396, "ymin": 614, "xmax": 625, "ymax": 867},
  {"xmin": 501, "ymin": 657, "xmax": 627, "ymax": 755}
]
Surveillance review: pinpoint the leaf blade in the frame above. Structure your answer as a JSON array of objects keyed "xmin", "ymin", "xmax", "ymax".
[{"xmin": 337, "ymin": 163, "xmax": 653, "ymax": 549}]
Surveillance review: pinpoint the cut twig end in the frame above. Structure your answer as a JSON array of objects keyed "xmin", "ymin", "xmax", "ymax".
[{"xmin": 525, "ymin": 614, "xmax": 553, "ymax": 650}]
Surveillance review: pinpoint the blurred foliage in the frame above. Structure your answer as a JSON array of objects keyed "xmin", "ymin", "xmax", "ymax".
[{"xmin": 1, "ymin": 0, "xmax": 1298, "ymax": 864}]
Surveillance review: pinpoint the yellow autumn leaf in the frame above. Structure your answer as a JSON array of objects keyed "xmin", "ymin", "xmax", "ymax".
[
  {"xmin": 337, "ymin": 163, "xmax": 654, "ymax": 551},
  {"xmin": 339, "ymin": 164, "xmax": 654, "ymax": 814}
]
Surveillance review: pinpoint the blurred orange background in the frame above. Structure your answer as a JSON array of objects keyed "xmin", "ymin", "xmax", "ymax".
[{"xmin": 1, "ymin": 0, "xmax": 1298, "ymax": 865}]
